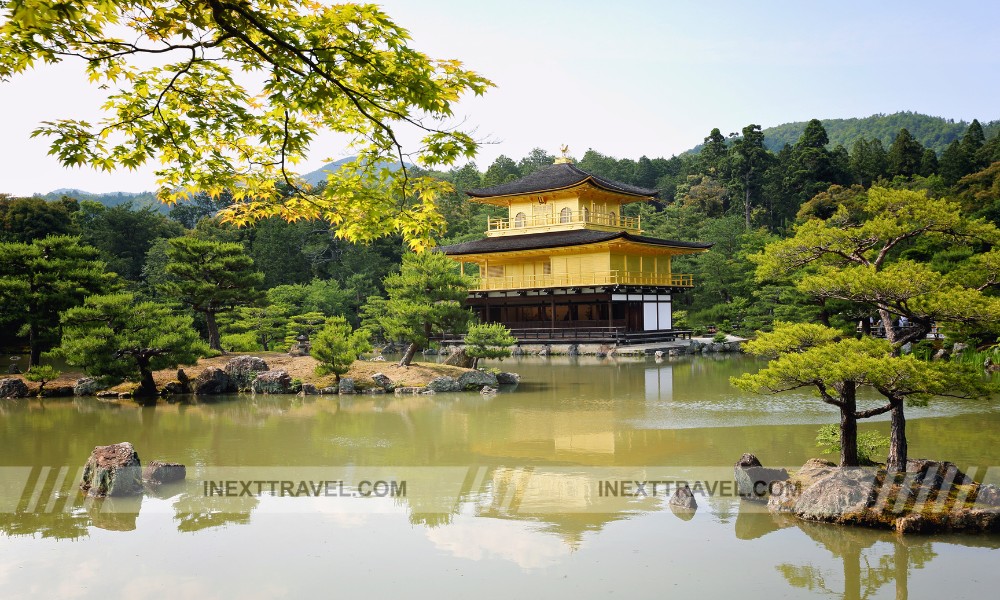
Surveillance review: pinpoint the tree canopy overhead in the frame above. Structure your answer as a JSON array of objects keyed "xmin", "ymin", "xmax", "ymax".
[{"xmin": 0, "ymin": 1, "xmax": 492, "ymax": 250}]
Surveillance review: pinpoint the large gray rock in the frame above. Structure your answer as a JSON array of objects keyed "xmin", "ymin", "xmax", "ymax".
[
  {"xmin": 252, "ymin": 370, "xmax": 292, "ymax": 394},
  {"xmin": 443, "ymin": 348, "xmax": 475, "ymax": 368},
  {"xmin": 975, "ymin": 484, "xmax": 1000, "ymax": 507},
  {"xmin": 74, "ymin": 377, "xmax": 106, "ymax": 396},
  {"xmin": 457, "ymin": 369, "xmax": 499, "ymax": 391},
  {"xmin": 371, "ymin": 372, "xmax": 395, "ymax": 392},
  {"xmin": 496, "ymin": 372, "xmax": 521, "ymax": 385},
  {"xmin": 905, "ymin": 458, "xmax": 972, "ymax": 487},
  {"xmin": 427, "ymin": 376, "xmax": 461, "ymax": 392},
  {"xmin": 142, "ymin": 460, "xmax": 186, "ymax": 485},
  {"xmin": 224, "ymin": 356, "xmax": 270, "ymax": 391},
  {"xmin": 299, "ymin": 383, "xmax": 318, "ymax": 396},
  {"xmin": 80, "ymin": 442, "xmax": 143, "ymax": 497},
  {"xmin": 792, "ymin": 467, "xmax": 878, "ymax": 522},
  {"xmin": 193, "ymin": 367, "xmax": 232, "ymax": 394},
  {"xmin": 734, "ymin": 453, "xmax": 788, "ymax": 501},
  {"xmin": 338, "ymin": 378, "xmax": 356, "ymax": 394},
  {"xmin": 0, "ymin": 377, "xmax": 29, "ymax": 399}
]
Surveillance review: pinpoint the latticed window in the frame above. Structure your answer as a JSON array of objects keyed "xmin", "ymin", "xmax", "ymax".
[
  {"xmin": 487, "ymin": 265, "xmax": 504, "ymax": 278},
  {"xmin": 608, "ymin": 211, "xmax": 617, "ymax": 226},
  {"xmin": 543, "ymin": 260, "xmax": 552, "ymax": 275},
  {"xmin": 514, "ymin": 212, "xmax": 526, "ymax": 227},
  {"xmin": 559, "ymin": 207, "xmax": 572, "ymax": 223}
]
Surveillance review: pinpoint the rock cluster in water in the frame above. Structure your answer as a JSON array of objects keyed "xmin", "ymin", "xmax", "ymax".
[
  {"xmin": 739, "ymin": 453, "xmax": 1000, "ymax": 534},
  {"xmin": 80, "ymin": 442, "xmax": 186, "ymax": 497}
]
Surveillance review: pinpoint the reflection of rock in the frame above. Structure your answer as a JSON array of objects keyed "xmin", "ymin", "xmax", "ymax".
[
  {"xmin": 85, "ymin": 494, "xmax": 143, "ymax": 531},
  {"xmin": 143, "ymin": 460, "xmax": 186, "ymax": 485},
  {"xmin": 734, "ymin": 453, "xmax": 788, "ymax": 501},
  {"xmin": 734, "ymin": 508, "xmax": 791, "ymax": 540},
  {"xmin": 480, "ymin": 386, "xmax": 498, "ymax": 397},
  {"xmin": 80, "ymin": 442, "xmax": 143, "ymax": 497},
  {"xmin": 0, "ymin": 377, "xmax": 29, "ymax": 398}
]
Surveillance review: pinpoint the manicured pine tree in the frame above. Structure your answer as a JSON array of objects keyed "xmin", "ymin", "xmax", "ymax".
[
  {"xmin": 312, "ymin": 317, "xmax": 372, "ymax": 382},
  {"xmin": 464, "ymin": 323, "xmax": 516, "ymax": 369},
  {"xmin": 159, "ymin": 237, "xmax": 264, "ymax": 351},
  {"xmin": 366, "ymin": 251, "xmax": 473, "ymax": 367},
  {"xmin": 58, "ymin": 293, "xmax": 207, "ymax": 399}
]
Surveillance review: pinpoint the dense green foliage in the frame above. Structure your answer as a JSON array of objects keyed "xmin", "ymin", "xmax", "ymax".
[
  {"xmin": 464, "ymin": 323, "xmax": 516, "ymax": 368},
  {"xmin": 312, "ymin": 317, "xmax": 372, "ymax": 381},
  {"xmin": 363, "ymin": 251, "xmax": 473, "ymax": 366},
  {"xmin": 57, "ymin": 293, "xmax": 206, "ymax": 398},
  {"xmin": 160, "ymin": 237, "xmax": 265, "ymax": 351}
]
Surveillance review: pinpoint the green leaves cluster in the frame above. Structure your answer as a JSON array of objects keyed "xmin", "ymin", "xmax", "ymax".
[
  {"xmin": 1, "ymin": 1, "xmax": 493, "ymax": 250},
  {"xmin": 57, "ymin": 292, "xmax": 207, "ymax": 397},
  {"xmin": 312, "ymin": 316, "xmax": 371, "ymax": 382}
]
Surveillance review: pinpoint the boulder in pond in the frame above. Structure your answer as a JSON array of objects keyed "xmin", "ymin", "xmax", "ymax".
[
  {"xmin": 0, "ymin": 377, "xmax": 29, "ymax": 399},
  {"xmin": 80, "ymin": 442, "xmax": 143, "ymax": 497},
  {"xmin": 496, "ymin": 372, "xmax": 520, "ymax": 385},
  {"xmin": 457, "ymin": 369, "xmax": 499, "ymax": 391},
  {"xmin": 193, "ymin": 367, "xmax": 232, "ymax": 394},
  {"xmin": 734, "ymin": 452, "xmax": 788, "ymax": 501},
  {"xmin": 427, "ymin": 376, "xmax": 461, "ymax": 392},
  {"xmin": 142, "ymin": 460, "xmax": 186, "ymax": 485},
  {"xmin": 669, "ymin": 483, "xmax": 698, "ymax": 510},
  {"xmin": 371, "ymin": 372, "xmax": 395, "ymax": 392},
  {"xmin": 975, "ymin": 484, "xmax": 1000, "ymax": 508},
  {"xmin": 252, "ymin": 370, "xmax": 292, "ymax": 394},
  {"xmin": 299, "ymin": 383, "xmax": 318, "ymax": 396},
  {"xmin": 224, "ymin": 356, "xmax": 270, "ymax": 391},
  {"xmin": 480, "ymin": 386, "xmax": 498, "ymax": 397}
]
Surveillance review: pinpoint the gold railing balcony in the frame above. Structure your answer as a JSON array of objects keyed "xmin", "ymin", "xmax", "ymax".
[
  {"xmin": 486, "ymin": 210, "xmax": 640, "ymax": 234},
  {"xmin": 471, "ymin": 271, "xmax": 694, "ymax": 291}
]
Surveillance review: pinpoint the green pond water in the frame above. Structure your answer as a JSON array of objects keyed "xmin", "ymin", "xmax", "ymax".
[{"xmin": 1, "ymin": 354, "xmax": 999, "ymax": 599}]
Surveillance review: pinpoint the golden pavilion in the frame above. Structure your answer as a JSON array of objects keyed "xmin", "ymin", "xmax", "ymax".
[{"xmin": 438, "ymin": 158, "xmax": 711, "ymax": 343}]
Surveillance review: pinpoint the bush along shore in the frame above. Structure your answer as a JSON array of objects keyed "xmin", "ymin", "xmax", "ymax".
[{"xmin": 0, "ymin": 351, "xmax": 519, "ymax": 401}]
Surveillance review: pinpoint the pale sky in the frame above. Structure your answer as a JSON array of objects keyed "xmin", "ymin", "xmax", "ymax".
[{"xmin": 1, "ymin": 0, "xmax": 998, "ymax": 196}]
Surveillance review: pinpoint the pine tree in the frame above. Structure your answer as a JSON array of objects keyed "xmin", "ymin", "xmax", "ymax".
[
  {"xmin": 365, "ymin": 251, "xmax": 473, "ymax": 366},
  {"xmin": 312, "ymin": 316, "xmax": 372, "ymax": 382},
  {"xmin": 159, "ymin": 237, "xmax": 264, "ymax": 351},
  {"xmin": 0, "ymin": 235, "xmax": 116, "ymax": 365},
  {"xmin": 58, "ymin": 293, "xmax": 206, "ymax": 399},
  {"xmin": 887, "ymin": 128, "xmax": 925, "ymax": 177},
  {"xmin": 465, "ymin": 323, "xmax": 516, "ymax": 368}
]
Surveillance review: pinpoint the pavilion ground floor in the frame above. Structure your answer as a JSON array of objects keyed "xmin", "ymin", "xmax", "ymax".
[{"xmin": 445, "ymin": 285, "xmax": 692, "ymax": 345}]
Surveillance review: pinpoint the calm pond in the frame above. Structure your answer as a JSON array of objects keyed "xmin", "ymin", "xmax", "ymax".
[{"xmin": 1, "ymin": 355, "xmax": 999, "ymax": 599}]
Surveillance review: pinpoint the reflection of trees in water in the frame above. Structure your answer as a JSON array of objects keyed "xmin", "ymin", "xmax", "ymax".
[
  {"xmin": 172, "ymin": 491, "xmax": 258, "ymax": 532},
  {"xmin": 776, "ymin": 520, "xmax": 941, "ymax": 600},
  {"xmin": 0, "ymin": 509, "xmax": 90, "ymax": 540}
]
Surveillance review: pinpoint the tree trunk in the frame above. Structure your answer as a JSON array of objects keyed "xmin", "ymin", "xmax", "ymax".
[
  {"xmin": 840, "ymin": 380, "xmax": 859, "ymax": 467},
  {"xmin": 399, "ymin": 342, "xmax": 418, "ymax": 367},
  {"xmin": 205, "ymin": 311, "xmax": 222, "ymax": 351},
  {"xmin": 744, "ymin": 184, "xmax": 752, "ymax": 230},
  {"xmin": 887, "ymin": 400, "xmax": 907, "ymax": 472},
  {"xmin": 29, "ymin": 323, "xmax": 41, "ymax": 367},
  {"xmin": 135, "ymin": 360, "xmax": 158, "ymax": 400}
]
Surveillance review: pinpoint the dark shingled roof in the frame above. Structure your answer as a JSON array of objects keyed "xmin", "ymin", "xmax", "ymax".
[
  {"xmin": 466, "ymin": 163, "xmax": 659, "ymax": 199},
  {"xmin": 437, "ymin": 230, "xmax": 712, "ymax": 256}
]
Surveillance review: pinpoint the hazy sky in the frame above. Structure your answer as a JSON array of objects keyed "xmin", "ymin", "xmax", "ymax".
[{"xmin": 2, "ymin": 0, "xmax": 998, "ymax": 195}]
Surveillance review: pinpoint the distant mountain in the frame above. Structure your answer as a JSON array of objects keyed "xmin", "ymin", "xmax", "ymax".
[
  {"xmin": 38, "ymin": 188, "xmax": 167, "ymax": 213},
  {"xmin": 758, "ymin": 112, "xmax": 1000, "ymax": 154},
  {"xmin": 300, "ymin": 156, "xmax": 411, "ymax": 186}
]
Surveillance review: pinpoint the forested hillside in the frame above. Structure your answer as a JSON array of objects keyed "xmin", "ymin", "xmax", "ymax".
[{"xmin": 759, "ymin": 113, "xmax": 1000, "ymax": 154}]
